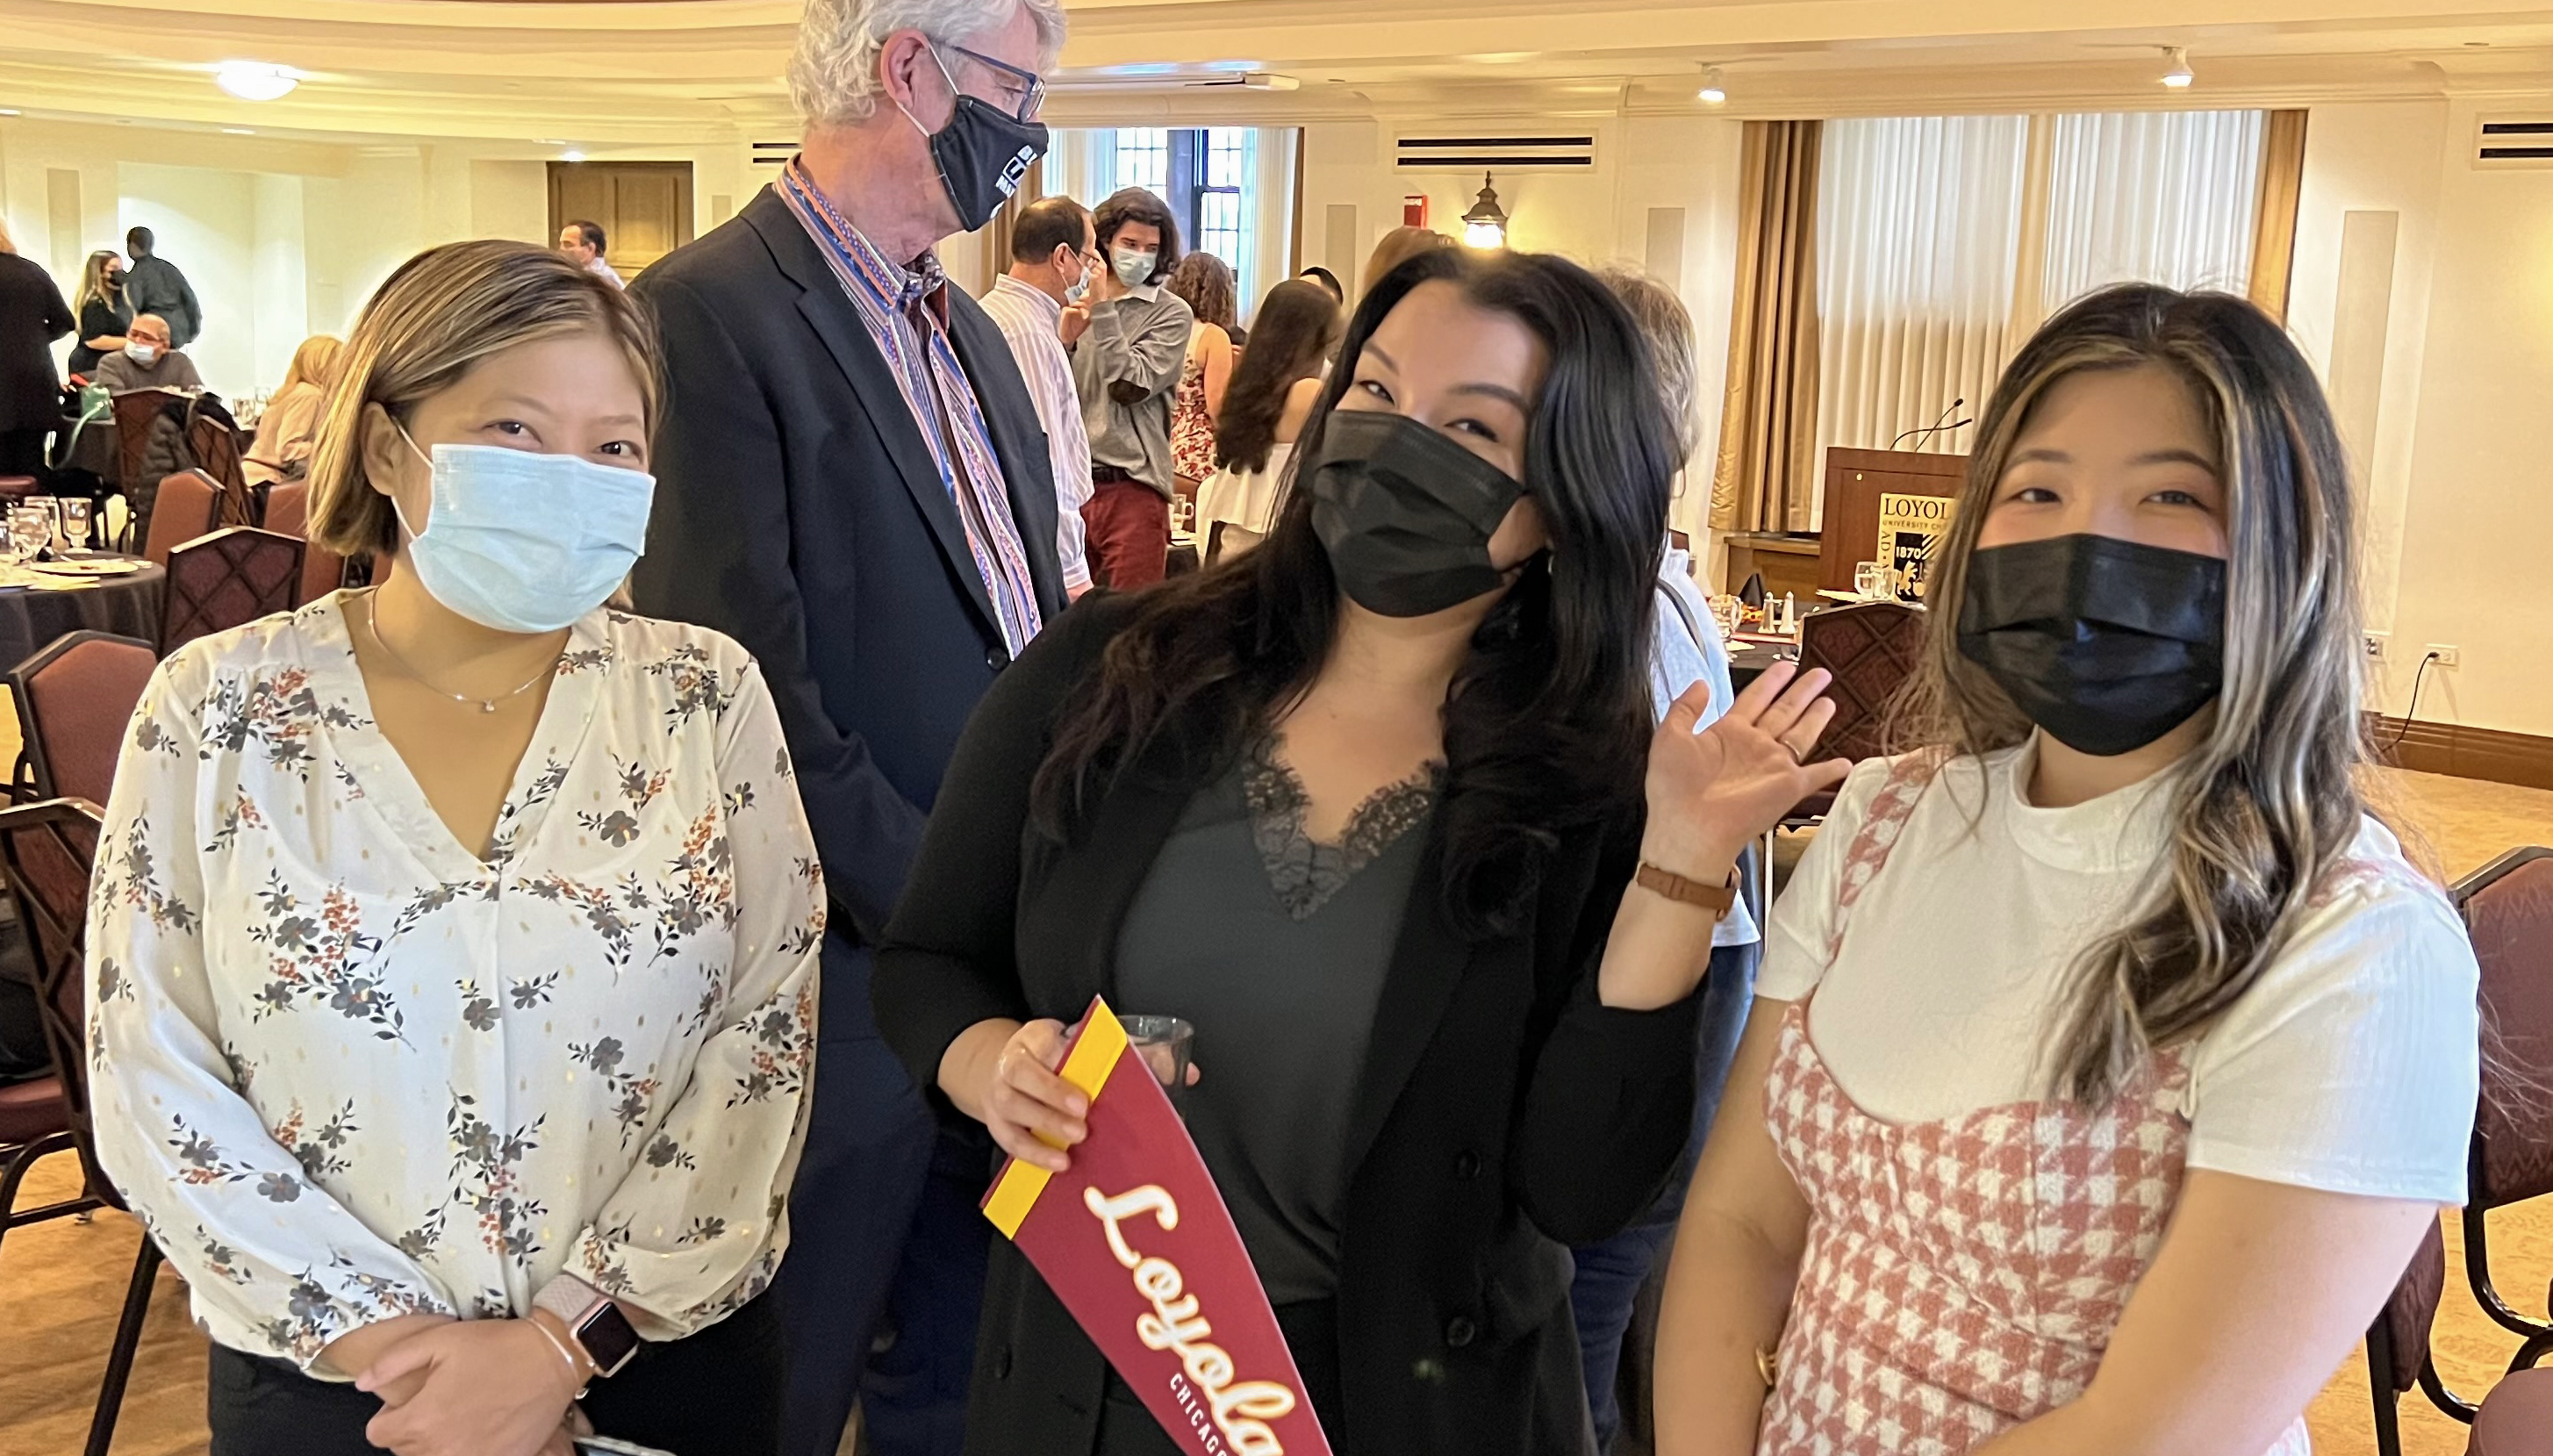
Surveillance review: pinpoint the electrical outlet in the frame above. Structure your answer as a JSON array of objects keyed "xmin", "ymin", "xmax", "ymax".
[
  {"xmin": 2425, "ymin": 644, "xmax": 2461, "ymax": 669},
  {"xmin": 2363, "ymin": 632, "xmax": 2389, "ymax": 661}
]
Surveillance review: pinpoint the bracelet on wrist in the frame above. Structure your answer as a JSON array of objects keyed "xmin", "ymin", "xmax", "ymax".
[
  {"xmin": 527, "ymin": 1314, "xmax": 588, "ymax": 1395},
  {"xmin": 1633, "ymin": 860, "xmax": 1739, "ymax": 921}
]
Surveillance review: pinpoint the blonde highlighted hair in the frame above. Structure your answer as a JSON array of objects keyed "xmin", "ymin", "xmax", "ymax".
[
  {"xmin": 1902, "ymin": 283, "xmax": 2371, "ymax": 1105},
  {"xmin": 305, "ymin": 240, "xmax": 659, "ymax": 559},
  {"xmin": 277, "ymin": 334, "xmax": 343, "ymax": 397}
]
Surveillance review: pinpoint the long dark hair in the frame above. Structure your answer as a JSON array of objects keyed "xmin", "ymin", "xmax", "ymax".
[
  {"xmin": 1216, "ymin": 279, "xmax": 1343, "ymax": 473},
  {"xmin": 1031, "ymin": 248, "xmax": 1675, "ymax": 937}
]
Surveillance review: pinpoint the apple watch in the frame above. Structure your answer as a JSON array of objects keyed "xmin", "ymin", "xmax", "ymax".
[{"xmin": 534, "ymin": 1276, "xmax": 642, "ymax": 1379}]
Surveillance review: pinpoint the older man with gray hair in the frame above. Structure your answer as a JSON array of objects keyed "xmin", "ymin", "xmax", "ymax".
[{"xmin": 623, "ymin": 2, "xmax": 1068, "ymax": 1452}]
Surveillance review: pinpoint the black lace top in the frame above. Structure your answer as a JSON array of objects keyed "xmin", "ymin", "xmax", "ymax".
[{"xmin": 1111, "ymin": 739, "xmax": 1443, "ymax": 1303}]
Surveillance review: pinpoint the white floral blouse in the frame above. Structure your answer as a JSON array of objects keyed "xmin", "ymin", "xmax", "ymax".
[{"xmin": 87, "ymin": 592, "xmax": 823, "ymax": 1369}]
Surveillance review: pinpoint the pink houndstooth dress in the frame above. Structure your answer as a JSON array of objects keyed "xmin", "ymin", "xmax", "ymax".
[{"xmin": 1753, "ymin": 756, "xmax": 2312, "ymax": 1456}]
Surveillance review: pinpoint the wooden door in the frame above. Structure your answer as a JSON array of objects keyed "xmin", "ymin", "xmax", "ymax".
[{"xmin": 548, "ymin": 161, "xmax": 694, "ymax": 279}]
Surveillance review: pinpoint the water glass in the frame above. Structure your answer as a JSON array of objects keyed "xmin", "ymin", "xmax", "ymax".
[
  {"xmin": 1710, "ymin": 594, "xmax": 1743, "ymax": 642},
  {"xmin": 59, "ymin": 498, "xmax": 92, "ymax": 551},
  {"xmin": 1854, "ymin": 562, "xmax": 1887, "ymax": 600},
  {"xmin": 1118, "ymin": 1015, "xmax": 1195, "ymax": 1108},
  {"xmin": 10, "ymin": 506, "xmax": 51, "ymax": 561}
]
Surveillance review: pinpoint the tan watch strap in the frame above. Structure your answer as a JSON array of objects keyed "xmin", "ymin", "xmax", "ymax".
[{"xmin": 1635, "ymin": 861, "xmax": 1738, "ymax": 921}]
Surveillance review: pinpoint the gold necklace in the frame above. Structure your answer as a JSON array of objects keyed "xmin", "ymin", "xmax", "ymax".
[{"xmin": 363, "ymin": 592, "xmax": 561, "ymax": 714}]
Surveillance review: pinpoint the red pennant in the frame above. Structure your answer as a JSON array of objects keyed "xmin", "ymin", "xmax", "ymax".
[{"xmin": 982, "ymin": 998, "xmax": 1336, "ymax": 1456}]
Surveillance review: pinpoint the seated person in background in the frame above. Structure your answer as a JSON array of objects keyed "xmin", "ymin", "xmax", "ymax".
[
  {"xmin": 68, "ymin": 249, "xmax": 133, "ymax": 377},
  {"xmin": 245, "ymin": 334, "xmax": 344, "ymax": 485},
  {"xmin": 93, "ymin": 312, "xmax": 202, "ymax": 394},
  {"xmin": 1194, "ymin": 276, "xmax": 1339, "ymax": 543}
]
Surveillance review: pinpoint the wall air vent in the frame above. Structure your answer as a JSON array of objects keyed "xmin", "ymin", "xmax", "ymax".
[
  {"xmin": 1394, "ymin": 133, "xmax": 1596, "ymax": 173},
  {"xmin": 751, "ymin": 140, "xmax": 798, "ymax": 169},
  {"xmin": 2474, "ymin": 118, "xmax": 2553, "ymax": 167}
]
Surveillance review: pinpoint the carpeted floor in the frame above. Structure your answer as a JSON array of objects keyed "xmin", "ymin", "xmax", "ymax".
[{"xmin": 3, "ymin": 770, "xmax": 2548, "ymax": 1456}]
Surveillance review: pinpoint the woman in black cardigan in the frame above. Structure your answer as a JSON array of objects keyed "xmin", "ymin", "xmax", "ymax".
[{"xmin": 874, "ymin": 248, "xmax": 1848, "ymax": 1455}]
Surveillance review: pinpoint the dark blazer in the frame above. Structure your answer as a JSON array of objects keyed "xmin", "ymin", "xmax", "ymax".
[
  {"xmin": 626, "ymin": 185, "xmax": 1067, "ymax": 946},
  {"xmin": 0, "ymin": 255, "xmax": 74, "ymax": 434},
  {"xmin": 874, "ymin": 596, "xmax": 1703, "ymax": 1456},
  {"xmin": 123, "ymin": 254, "xmax": 200, "ymax": 348}
]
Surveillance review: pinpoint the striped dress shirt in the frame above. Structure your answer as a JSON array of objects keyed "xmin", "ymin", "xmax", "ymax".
[
  {"xmin": 777, "ymin": 161, "xmax": 1043, "ymax": 655},
  {"xmin": 979, "ymin": 275, "xmax": 1094, "ymax": 592}
]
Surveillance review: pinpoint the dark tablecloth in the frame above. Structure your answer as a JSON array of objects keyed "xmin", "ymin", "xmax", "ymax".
[{"xmin": 0, "ymin": 561, "xmax": 165, "ymax": 672}]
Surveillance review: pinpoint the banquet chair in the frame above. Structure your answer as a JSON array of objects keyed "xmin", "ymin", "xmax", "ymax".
[
  {"xmin": 1768, "ymin": 599, "xmax": 1925, "ymax": 857},
  {"xmin": 259, "ymin": 478, "xmax": 347, "ymax": 606},
  {"xmin": 2472, "ymin": 1367, "xmax": 2553, "ymax": 1454},
  {"xmin": 0, "ymin": 799, "xmax": 154, "ymax": 1456},
  {"xmin": 140, "ymin": 469, "xmax": 220, "ymax": 566},
  {"xmin": 107, "ymin": 393, "xmax": 167, "ymax": 498},
  {"xmin": 2367, "ymin": 1218, "xmax": 2477, "ymax": 1456},
  {"xmin": 7, "ymin": 631, "xmax": 156, "ymax": 806},
  {"xmin": 2453, "ymin": 846, "xmax": 2553, "ymax": 1367},
  {"xmin": 161, "ymin": 527, "xmax": 304, "ymax": 656}
]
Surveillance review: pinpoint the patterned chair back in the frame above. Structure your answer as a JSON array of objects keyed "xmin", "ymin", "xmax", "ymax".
[
  {"xmin": 1797, "ymin": 599, "xmax": 1925, "ymax": 764},
  {"xmin": 0, "ymin": 800, "xmax": 113, "ymax": 1203},
  {"xmin": 161, "ymin": 527, "xmax": 304, "ymax": 656},
  {"xmin": 9, "ymin": 632, "xmax": 156, "ymax": 805},
  {"xmin": 141, "ymin": 470, "xmax": 220, "ymax": 565}
]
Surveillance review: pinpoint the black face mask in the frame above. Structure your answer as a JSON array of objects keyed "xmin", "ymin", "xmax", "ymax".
[
  {"xmin": 1304, "ymin": 410, "xmax": 1528, "ymax": 618},
  {"xmin": 1956, "ymin": 534, "xmax": 2227, "ymax": 758},
  {"xmin": 926, "ymin": 92, "xmax": 1048, "ymax": 234}
]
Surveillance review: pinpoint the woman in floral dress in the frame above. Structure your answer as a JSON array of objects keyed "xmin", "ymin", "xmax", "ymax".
[
  {"xmin": 89, "ymin": 240, "xmax": 822, "ymax": 1456},
  {"xmin": 1654, "ymin": 284, "xmax": 2481, "ymax": 1455},
  {"xmin": 1165, "ymin": 251, "xmax": 1237, "ymax": 520}
]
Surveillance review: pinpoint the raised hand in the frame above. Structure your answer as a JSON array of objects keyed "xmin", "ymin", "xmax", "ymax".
[{"xmin": 1639, "ymin": 662, "xmax": 1854, "ymax": 884}]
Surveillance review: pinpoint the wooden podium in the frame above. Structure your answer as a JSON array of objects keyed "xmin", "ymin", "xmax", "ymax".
[{"xmin": 1817, "ymin": 448, "xmax": 1968, "ymax": 593}]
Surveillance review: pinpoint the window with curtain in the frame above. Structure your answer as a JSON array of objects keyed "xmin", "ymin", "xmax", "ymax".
[
  {"xmin": 1047, "ymin": 128, "xmax": 1299, "ymax": 323},
  {"xmin": 1811, "ymin": 108, "xmax": 2268, "ymax": 517}
]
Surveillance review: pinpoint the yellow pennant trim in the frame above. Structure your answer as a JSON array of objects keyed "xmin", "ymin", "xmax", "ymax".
[{"xmin": 983, "ymin": 1001, "xmax": 1129, "ymax": 1239}]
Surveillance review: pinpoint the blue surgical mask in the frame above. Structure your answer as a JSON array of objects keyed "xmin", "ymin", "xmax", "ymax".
[
  {"xmin": 1063, "ymin": 258, "xmax": 1091, "ymax": 305},
  {"xmin": 1112, "ymin": 248, "xmax": 1158, "ymax": 288},
  {"xmin": 397, "ymin": 435, "xmax": 655, "ymax": 634},
  {"xmin": 125, "ymin": 343, "xmax": 159, "ymax": 365}
]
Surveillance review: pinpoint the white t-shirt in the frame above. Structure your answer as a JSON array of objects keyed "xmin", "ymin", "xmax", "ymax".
[{"xmin": 1759, "ymin": 741, "xmax": 2480, "ymax": 1204}]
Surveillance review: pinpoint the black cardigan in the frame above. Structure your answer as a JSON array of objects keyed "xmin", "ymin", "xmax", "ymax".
[{"xmin": 873, "ymin": 595, "xmax": 1703, "ymax": 1455}]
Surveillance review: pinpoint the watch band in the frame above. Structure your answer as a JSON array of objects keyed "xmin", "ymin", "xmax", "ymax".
[
  {"xmin": 533, "ymin": 1274, "xmax": 642, "ymax": 1379},
  {"xmin": 1634, "ymin": 861, "xmax": 1738, "ymax": 921}
]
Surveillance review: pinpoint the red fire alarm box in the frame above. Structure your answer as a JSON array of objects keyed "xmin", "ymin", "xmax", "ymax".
[{"xmin": 1403, "ymin": 194, "xmax": 1430, "ymax": 227}]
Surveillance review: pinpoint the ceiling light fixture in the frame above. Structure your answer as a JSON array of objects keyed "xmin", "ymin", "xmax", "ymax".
[
  {"xmin": 216, "ymin": 61, "xmax": 299, "ymax": 102},
  {"xmin": 1462, "ymin": 172, "xmax": 1509, "ymax": 249},
  {"xmin": 222, "ymin": 126, "xmax": 255, "ymax": 135},
  {"xmin": 562, "ymin": 148, "xmax": 587, "ymax": 163},
  {"xmin": 0, "ymin": 109, "xmax": 19, "ymax": 118},
  {"xmin": 2161, "ymin": 47, "xmax": 2194, "ymax": 89},
  {"xmin": 1698, "ymin": 65, "xmax": 1727, "ymax": 104}
]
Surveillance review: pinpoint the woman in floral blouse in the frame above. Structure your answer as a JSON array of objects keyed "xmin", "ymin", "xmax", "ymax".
[{"xmin": 88, "ymin": 240, "xmax": 822, "ymax": 1456}]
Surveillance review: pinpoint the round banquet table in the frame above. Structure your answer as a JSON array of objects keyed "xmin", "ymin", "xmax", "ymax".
[{"xmin": 0, "ymin": 556, "xmax": 166, "ymax": 673}]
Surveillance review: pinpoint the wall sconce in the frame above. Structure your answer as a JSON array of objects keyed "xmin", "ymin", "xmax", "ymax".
[{"xmin": 1461, "ymin": 172, "xmax": 1509, "ymax": 249}]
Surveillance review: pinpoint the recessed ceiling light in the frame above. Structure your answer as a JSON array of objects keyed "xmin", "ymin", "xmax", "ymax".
[
  {"xmin": 562, "ymin": 148, "xmax": 587, "ymax": 163},
  {"xmin": 216, "ymin": 61, "xmax": 298, "ymax": 102},
  {"xmin": 0, "ymin": 109, "xmax": 19, "ymax": 118},
  {"xmin": 1698, "ymin": 65, "xmax": 1727, "ymax": 104},
  {"xmin": 2161, "ymin": 47, "xmax": 2194, "ymax": 89},
  {"xmin": 222, "ymin": 126, "xmax": 255, "ymax": 135}
]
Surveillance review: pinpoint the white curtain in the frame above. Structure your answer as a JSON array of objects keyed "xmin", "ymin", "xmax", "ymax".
[
  {"xmin": 1814, "ymin": 115, "xmax": 2031, "ymax": 513},
  {"xmin": 1812, "ymin": 108, "xmax": 2270, "ymax": 523},
  {"xmin": 1045, "ymin": 129, "xmax": 1119, "ymax": 216},
  {"xmin": 2039, "ymin": 110, "xmax": 2264, "ymax": 317},
  {"xmin": 1043, "ymin": 126, "xmax": 1295, "ymax": 327}
]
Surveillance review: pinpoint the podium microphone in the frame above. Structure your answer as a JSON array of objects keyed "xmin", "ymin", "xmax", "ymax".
[{"xmin": 1890, "ymin": 397, "xmax": 1964, "ymax": 450}]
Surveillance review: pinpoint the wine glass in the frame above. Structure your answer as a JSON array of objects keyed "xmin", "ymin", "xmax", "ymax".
[{"xmin": 59, "ymin": 498, "xmax": 93, "ymax": 553}]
